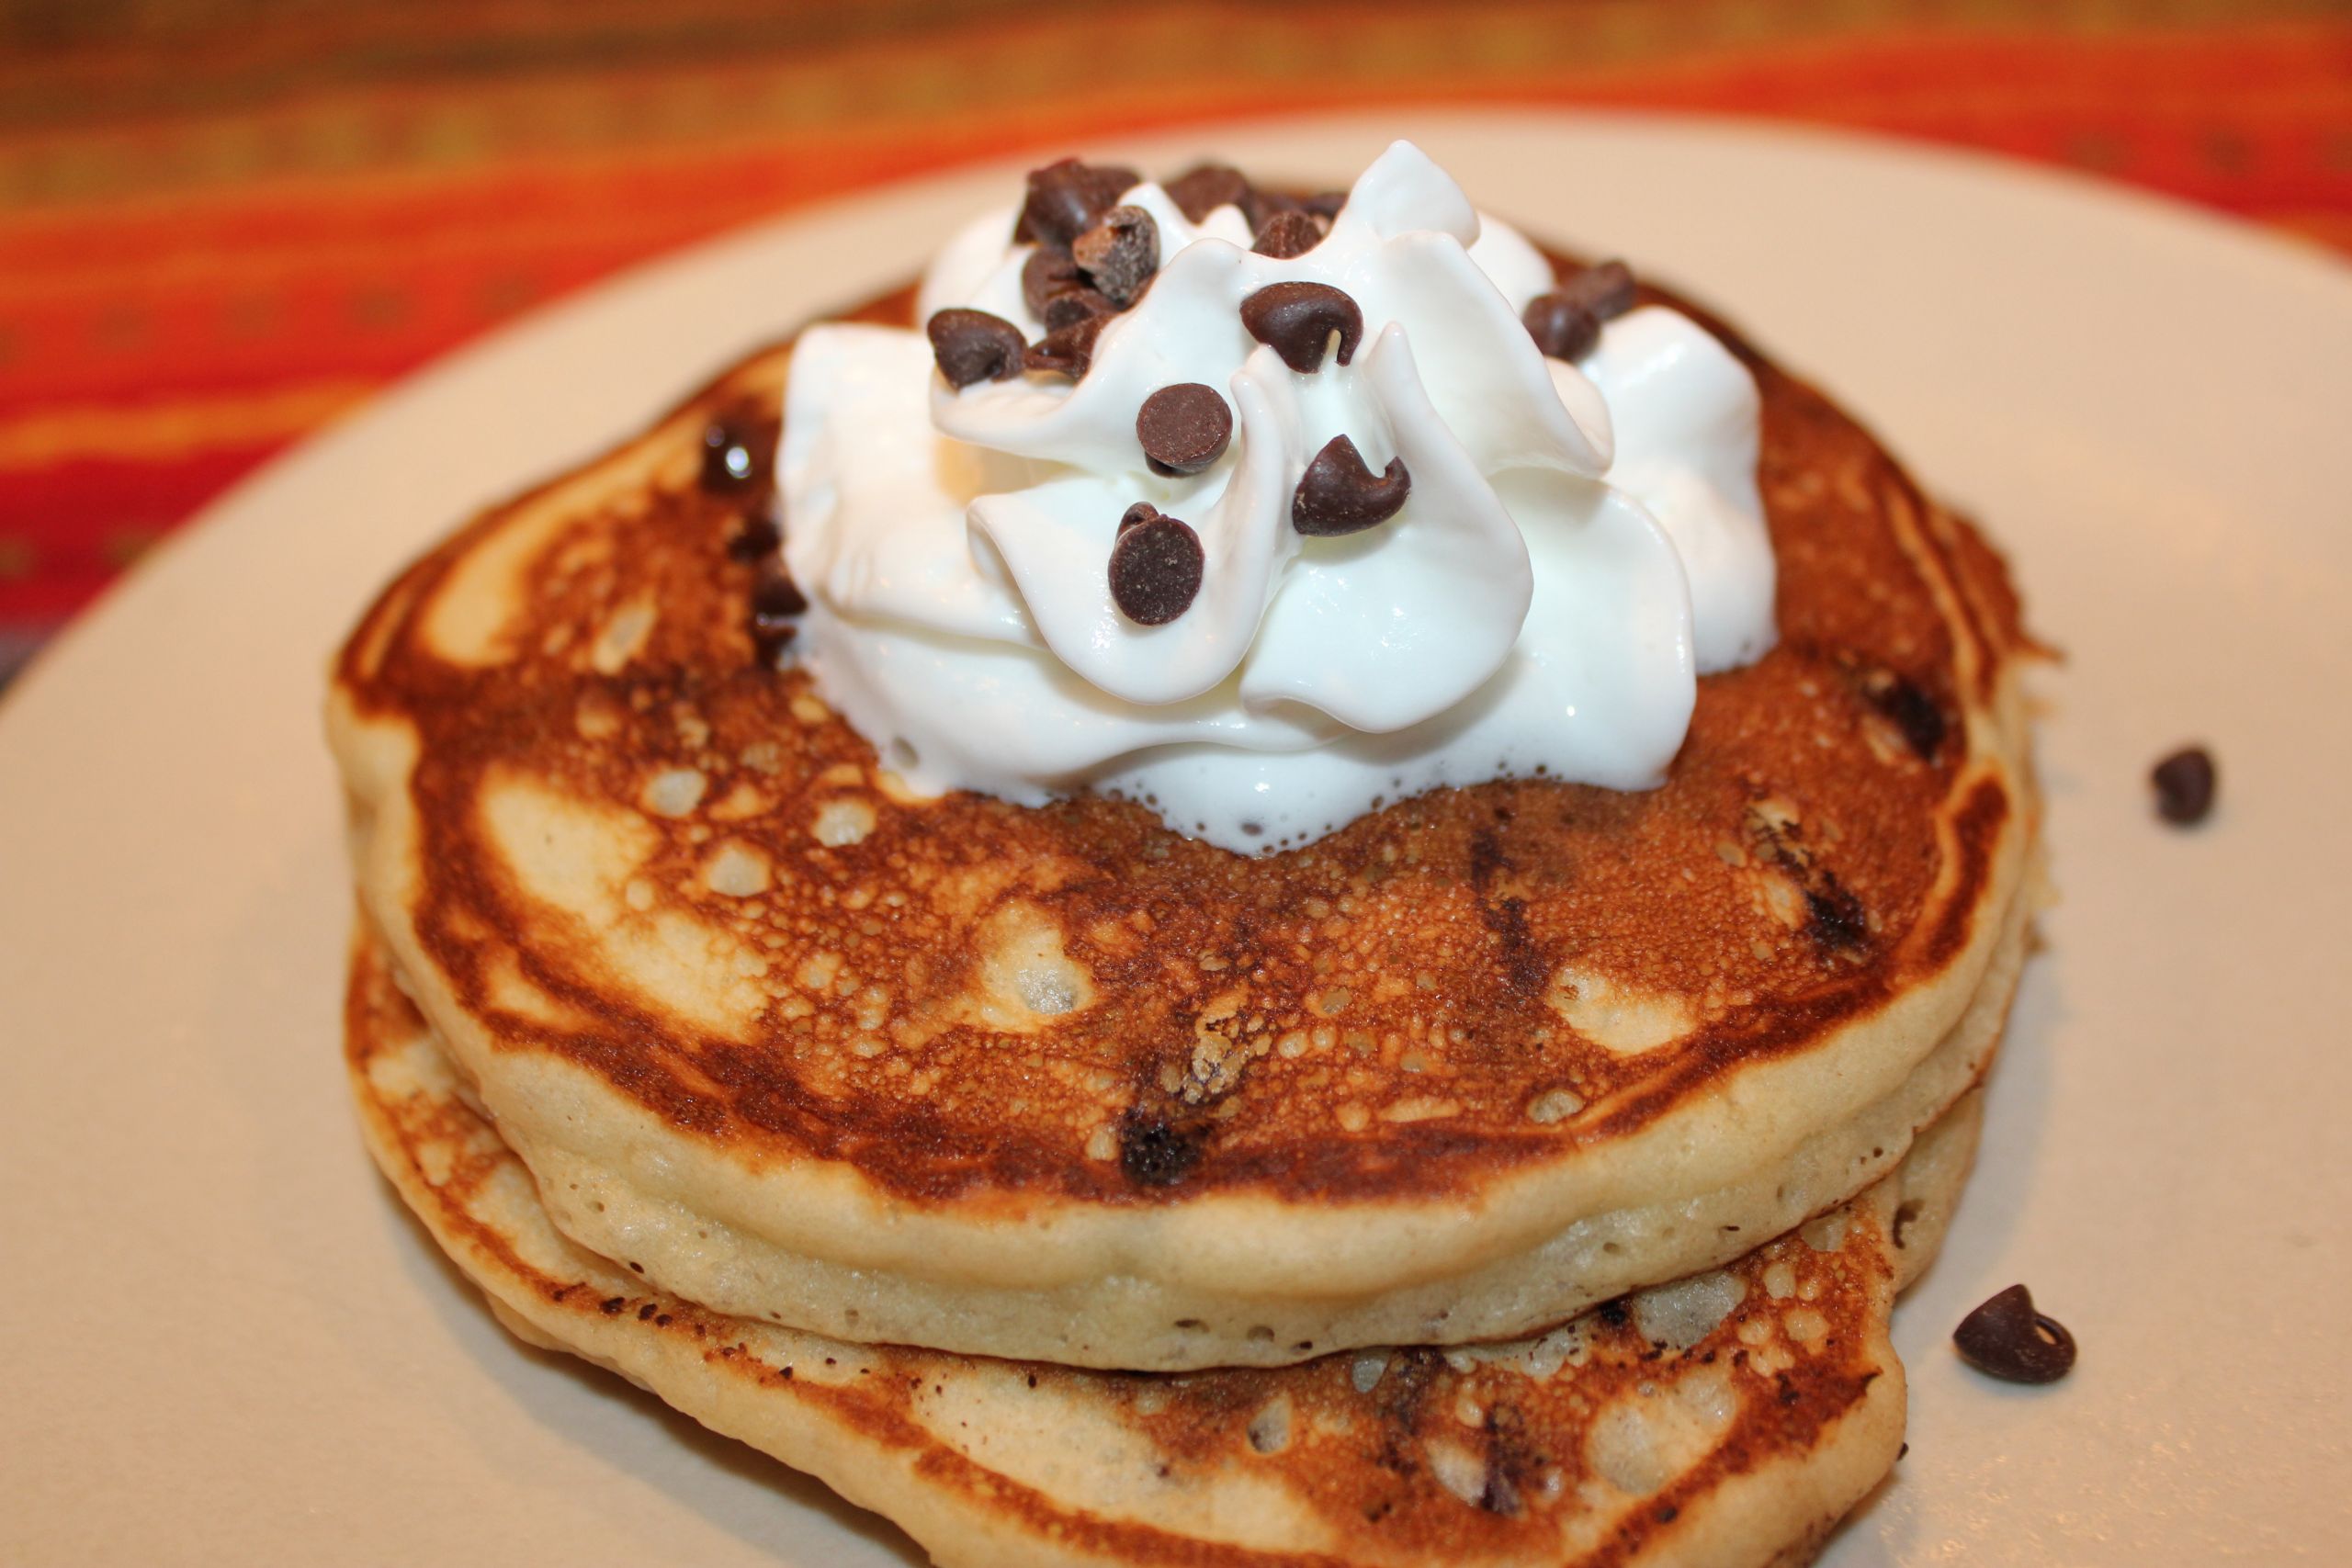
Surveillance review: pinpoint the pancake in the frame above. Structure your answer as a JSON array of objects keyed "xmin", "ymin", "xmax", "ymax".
[
  {"xmin": 347, "ymin": 920, "xmax": 1986, "ymax": 1568},
  {"xmin": 326, "ymin": 261, "xmax": 2038, "ymax": 1371}
]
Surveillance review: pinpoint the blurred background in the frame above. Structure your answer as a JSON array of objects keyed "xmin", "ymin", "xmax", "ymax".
[{"xmin": 2, "ymin": 0, "xmax": 2346, "ymax": 684}]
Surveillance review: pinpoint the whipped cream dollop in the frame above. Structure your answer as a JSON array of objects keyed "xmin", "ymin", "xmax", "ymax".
[{"xmin": 779, "ymin": 141, "xmax": 1773, "ymax": 852}]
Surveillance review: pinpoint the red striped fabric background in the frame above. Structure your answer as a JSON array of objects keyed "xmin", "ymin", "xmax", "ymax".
[{"xmin": 3, "ymin": 0, "xmax": 2347, "ymax": 674}]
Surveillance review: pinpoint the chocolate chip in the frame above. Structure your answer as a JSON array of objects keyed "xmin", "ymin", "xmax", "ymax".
[
  {"xmin": 1163, "ymin": 163, "xmax": 1250, "ymax": 223},
  {"xmin": 1015, "ymin": 158, "xmax": 1138, "ymax": 246},
  {"xmin": 1522, "ymin": 259, "xmax": 1640, "ymax": 361},
  {"xmin": 1522, "ymin": 292, "xmax": 1603, "ymax": 361},
  {"xmin": 1241, "ymin": 187, "xmax": 1305, "ymax": 232},
  {"xmin": 2151, "ymin": 745, "xmax": 2217, "ymax": 825},
  {"xmin": 1041, "ymin": 287, "xmax": 1115, "ymax": 333},
  {"xmin": 1021, "ymin": 244, "xmax": 1082, "ymax": 317},
  {"xmin": 1023, "ymin": 311, "xmax": 1110, "ymax": 379},
  {"xmin": 1118, "ymin": 1111, "xmax": 1204, "ymax": 1186},
  {"xmin": 1252, "ymin": 209, "xmax": 1322, "ymax": 259},
  {"xmin": 699, "ymin": 417, "xmax": 769, "ymax": 496},
  {"xmin": 1863, "ymin": 669, "xmax": 1947, "ymax": 761},
  {"xmin": 1302, "ymin": 188, "xmax": 1349, "ymax": 220},
  {"xmin": 1240, "ymin": 282, "xmax": 1363, "ymax": 373},
  {"xmin": 1292, "ymin": 435, "xmax": 1409, "ymax": 536},
  {"xmin": 1072, "ymin": 204, "xmax": 1159, "ymax": 308},
  {"xmin": 1119, "ymin": 502, "xmax": 1160, "ymax": 534},
  {"xmin": 1953, "ymin": 1284, "xmax": 2075, "ymax": 1383},
  {"xmin": 727, "ymin": 502, "xmax": 782, "ymax": 563},
  {"xmin": 926, "ymin": 309, "xmax": 1026, "ymax": 389},
  {"xmin": 1108, "ymin": 511, "xmax": 1204, "ymax": 626},
  {"xmin": 1136, "ymin": 383, "xmax": 1233, "ymax": 476},
  {"xmin": 749, "ymin": 560, "xmax": 807, "ymax": 663},
  {"xmin": 1560, "ymin": 259, "xmax": 1638, "ymax": 318}
]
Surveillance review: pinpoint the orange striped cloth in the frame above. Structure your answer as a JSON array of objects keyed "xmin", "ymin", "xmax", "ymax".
[{"xmin": 3, "ymin": 0, "xmax": 2347, "ymax": 672}]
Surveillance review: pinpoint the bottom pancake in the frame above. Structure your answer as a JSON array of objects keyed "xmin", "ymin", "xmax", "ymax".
[{"xmin": 346, "ymin": 926, "xmax": 1987, "ymax": 1568}]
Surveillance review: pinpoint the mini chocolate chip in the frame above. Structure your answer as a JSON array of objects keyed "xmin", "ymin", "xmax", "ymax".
[
  {"xmin": 1241, "ymin": 187, "xmax": 1305, "ymax": 231},
  {"xmin": 1072, "ymin": 204, "xmax": 1159, "ymax": 307},
  {"xmin": 728, "ymin": 503, "xmax": 782, "ymax": 563},
  {"xmin": 752, "ymin": 564, "xmax": 808, "ymax": 621},
  {"xmin": 1240, "ymin": 282, "xmax": 1363, "ymax": 373},
  {"xmin": 1522, "ymin": 292, "xmax": 1602, "ymax": 361},
  {"xmin": 1164, "ymin": 163, "xmax": 1251, "ymax": 223},
  {"xmin": 1021, "ymin": 244, "xmax": 1082, "ymax": 317},
  {"xmin": 1302, "ymin": 188, "xmax": 1349, "ymax": 220},
  {"xmin": 926, "ymin": 309, "xmax": 1026, "ymax": 388},
  {"xmin": 749, "ymin": 561, "xmax": 807, "ymax": 663},
  {"xmin": 699, "ymin": 418, "xmax": 768, "ymax": 495},
  {"xmin": 1252, "ymin": 209, "xmax": 1322, "ymax": 259},
  {"xmin": 1558, "ymin": 258, "xmax": 1638, "ymax": 319},
  {"xmin": 1293, "ymin": 435, "xmax": 1409, "ymax": 536},
  {"xmin": 1108, "ymin": 512, "xmax": 1204, "ymax": 626},
  {"xmin": 1523, "ymin": 260, "xmax": 1640, "ymax": 361},
  {"xmin": 1136, "ymin": 383, "xmax": 1233, "ymax": 476},
  {"xmin": 1015, "ymin": 158, "xmax": 1138, "ymax": 246},
  {"xmin": 1863, "ymin": 669, "xmax": 1947, "ymax": 760},
  {"xmin": 1118, "ymin": 1111, "xmax": 1204, "ymax": 1186},
  {"xmin": 1023, "ymin": 311, "xmax": 1110, "ymax": 378},
  {"xmin": 1953, "ymin": 1284, "xmax": 2075, "ymax": 1383},
  {"xmin": 1119, "ymin": 502, "xmax": 1160, "ymax": 534},
  {"xmin": 1041, "ymin": 286, "xmax": 1115, "ymax": 333},
  {"xmin": 2151, "ymin": 745, "xmax": 2217, "ymax": 825}
]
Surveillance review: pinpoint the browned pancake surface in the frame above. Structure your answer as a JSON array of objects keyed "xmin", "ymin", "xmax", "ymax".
[{"xmin": 335, "ymin": 268, "xmax": 2030, "ymax": 1214}]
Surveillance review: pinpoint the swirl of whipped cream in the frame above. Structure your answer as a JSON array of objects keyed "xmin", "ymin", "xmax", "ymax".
[{"xmin": 780, "ymin": 141, "xmax": 1773, "ymax": 852}]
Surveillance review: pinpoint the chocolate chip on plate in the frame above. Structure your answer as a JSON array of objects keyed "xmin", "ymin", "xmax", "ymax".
[
  {"xmin": 926, "ymin": 309, "xmax": 1027, "ymax": 389},
  {"xmin": 1073, "ymin": 204, "xmax": 1159, "ymax": 308},
  {"xmin": 1292, "ymin": 435, "xmax": 1410, "ymax": 536},
  {"xmin": 1023, "ymin": 311, "xmax": 1111, "ymax": 379},
  {"xmin": 1240, "ymin": 282, "xmax": 1363, "ymax": 373},
  {"xmin": 1016, "ymin": 158, "xmax": 1139, "ymax": 247},
  {"xmin": 2151, "ymin": 745, "xmax": 2217, "ymax": 825},
  {"xmin": 699, "ymin": 417, "xmax": 769, "ymax": 495},
  {"xmin": 1952, "ymin": 1284, "xmax": 2076, "ymax": 1384},
  {"xmin": 1041, "ymin": 287, "xmax": 1115, "ymax": 333},
  {"xmin": 1109, "ymin": 511, "xmax": 1205, "ymax": 626},
  {"xmin": 1522, "ymin": 259, "xmax": 1640, "ymax": 361},
  {"xmin": 1136, "ymin": 383, "xmax": 1233, "ymax": 476},
  {"xmin": 1021, "ymin": 244, "xmax": 1083, "ymax": 317},
  {"xmin": 1163, "ymin": 163, "xmax": 1251, "ymax": 223},
  {"xmin": 1251, "ymin": 209, "xmax": 1322, "ymax": 259}
]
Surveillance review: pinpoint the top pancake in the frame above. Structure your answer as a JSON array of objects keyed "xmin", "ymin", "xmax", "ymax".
[{"xmin": 327, "ymin": 258, "xmax": 2037, "ymax": 1371}]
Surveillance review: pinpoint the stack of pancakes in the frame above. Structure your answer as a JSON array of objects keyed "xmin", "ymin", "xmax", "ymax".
[{"xmin": 329, "ymin": 256, "xmax": 2040, "ymax": 1565}]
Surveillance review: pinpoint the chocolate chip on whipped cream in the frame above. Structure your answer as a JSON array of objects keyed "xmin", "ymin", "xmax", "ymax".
[
  {"xmin": 1251, "ymin": 209, "xmax": 1322, "ymax": 259},
  {"xmin": 1023, "ymin": 311, "xmax": 1110, "ymax": 378},
  {"xmin": 1162, "ymin": 162, "xmax": 1250, "ymax": 223},
  {"xmin": 925, "ymin": 308, "xmax": 1026, "ymax": 388},
  {"xmin": 1108, "ymin": 509, "xmax": 1204, "ymax": 626},
  {"xmin": 1015, "ymin": 157, "xmax": 1139, "ymax": 246},
  {"xmin": 1072, "ymin": 204, "xmax": 1159, "ymax": 308},
  {"xmin": 1118, "ymin": 502, "xmax": 1160, "ymax": 534},
  {"xmin": 1522, "ymin": 259, "xmax": 1640, "ymax": 361},
  {"xmin": 1041, "ymin": 287, "xmax": 1115, "ymax": 333},
  {"xmin": 1293, "ymin": 435, "xmax": 1410, "ymax": 536},
  {"xmin": 1020, "ymin": 244, "xmax": 1083, "ymax": 316},
  {"xmin": 1136, "ymin": 383, "xmax": 1233, "ymax": 476},
  {"xmin": 1240, "ymin": 281, "xmax": 1363, "ymax": 372}
]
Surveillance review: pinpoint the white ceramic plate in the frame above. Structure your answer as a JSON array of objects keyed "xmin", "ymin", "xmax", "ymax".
[{"xmin": 4, "ymin": 111, "xmax": 2346, "ymax": 1565}]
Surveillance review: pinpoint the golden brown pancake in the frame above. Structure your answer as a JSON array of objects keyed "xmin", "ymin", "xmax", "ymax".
[
  {"xmin": 347, "ymin": 921, "xmax": 1986, "ymax": 1568},
  {"xmin": 327, "ymin": 260, "xmax": 2038, "ymax": 1370}
]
